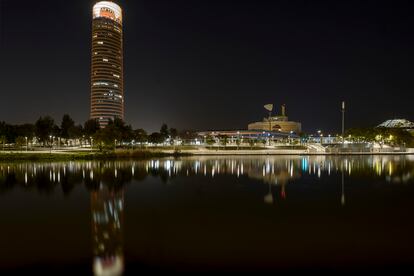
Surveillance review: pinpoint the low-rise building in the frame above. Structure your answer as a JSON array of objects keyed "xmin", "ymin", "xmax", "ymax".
[
  {"xmin": 377, "ymin": 119, "xmax": 414, "ymax": 134},
  {"xmin": 248, "ymin": 104, "xmax": 302, "ymax": 133}
]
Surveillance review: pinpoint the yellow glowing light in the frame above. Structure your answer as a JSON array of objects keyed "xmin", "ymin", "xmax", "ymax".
[
  {"xmin": 93, "ymin": 1, "xmax": 123, "ymax": 24},
  {"xmin": 388, "ymin": 162, "xmax": 393, "ymax": 176}
]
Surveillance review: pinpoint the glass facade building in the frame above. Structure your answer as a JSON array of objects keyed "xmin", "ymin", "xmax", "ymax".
[{"xmin": 91, "ymin": 1, "xmax": 124, "ymax": 127}]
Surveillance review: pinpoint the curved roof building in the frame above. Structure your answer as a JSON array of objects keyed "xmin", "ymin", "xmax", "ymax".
[
  {"xmin": 378, "ymin": 119, "xmax": 414, "ymax": 129},
  {"xmin": 91, "ymin": 1, "xmax": 124, "ymax": 127}
]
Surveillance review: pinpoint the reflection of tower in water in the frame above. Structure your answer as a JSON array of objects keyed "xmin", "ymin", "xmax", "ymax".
[{"xmin": 91, "ymin": 187, "xmax": 124, "ymax": 276}]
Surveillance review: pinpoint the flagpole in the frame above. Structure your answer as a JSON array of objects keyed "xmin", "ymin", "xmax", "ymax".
[{"xmin": 342, "ymin": 101, "xmax": 345, "ymax": 146}]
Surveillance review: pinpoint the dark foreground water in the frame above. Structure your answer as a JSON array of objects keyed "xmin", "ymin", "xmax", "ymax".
[{"xmin": 1, "ymin": 155, "xmax": 414, "ymax": 274}]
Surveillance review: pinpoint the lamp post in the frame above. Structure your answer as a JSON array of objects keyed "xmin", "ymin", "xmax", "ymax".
[
  {"xmin": 342, "ymin": 101, "xmax": 345, "ymax": 146},
  {"xmin": 317, "ymin": 130, "xmax": 322, "ymax": 144},
  {"xmin": 49, "ymin": 135, "xmax": 53, "ymax": 154},
  {"xmin": 25, "ymin": 137, "xmax": 28, "ymax": 152},
  {"xmin": 90, "ymin": 136, "xmax": 93, "ymax": 150}
]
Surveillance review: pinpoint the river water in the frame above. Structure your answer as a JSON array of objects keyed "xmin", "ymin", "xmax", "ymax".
[{"xmin": 1, "ymin": 155, "xmax": 414, "ymax": 274}]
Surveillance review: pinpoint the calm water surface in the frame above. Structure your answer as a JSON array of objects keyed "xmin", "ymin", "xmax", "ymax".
[{"xmin": 1, "ymin": 155, "xmax": 414, "ymax": 274}]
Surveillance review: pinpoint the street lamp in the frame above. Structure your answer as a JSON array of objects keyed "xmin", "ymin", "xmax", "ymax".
[
  {"xmin": 49, "ymin": 135, "xmax": 53, "ymax": 153},
  {"xmin": 342, "ymin": 101, "xmax": 346, "ymax": 146},
  {"xmin": 289, "ymin": 131, "xmax": 294, "ymax": 145},
  {"xmin": 317, "ymin": 130, "xmax": 322, "ymax": 144},
  {"xmin": 90, "ymin": 136, "xmax": 93, "ymax": 150},
  {"xmin": 25, "ymin": 137, "xmax": 28, "ymax": 152}
]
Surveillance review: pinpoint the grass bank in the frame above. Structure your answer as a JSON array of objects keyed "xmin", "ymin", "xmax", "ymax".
[{"xmin": 0, "ymin": 150, "xmax": 191, "ymax": 162}]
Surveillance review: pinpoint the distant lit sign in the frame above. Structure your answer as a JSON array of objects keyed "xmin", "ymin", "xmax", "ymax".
[{"xmin": 93, "ymin": 1, "xmax": 122, "ymax": 24}]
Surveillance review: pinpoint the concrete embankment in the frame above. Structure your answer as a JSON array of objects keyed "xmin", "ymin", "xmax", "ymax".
[
  {"xmin": 1, "ymin": 147, "xmax": 413, "ymax": 161},
  {"xmin": 172, "ymin": 149, "xmax": 307, "ymax": 155},
  {"xmin": 169, "ymin": 148, "xmax": 414, "ymax": 156}
]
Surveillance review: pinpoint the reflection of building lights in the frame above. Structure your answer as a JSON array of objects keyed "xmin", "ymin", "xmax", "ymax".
[
  {"xmin": 389, "ymin": 162, "xmax": 393, "ymax": 176},
  {"xmin": 91, "ymin": 188, "xmax": 124, "ymax": 276},
  {"xmin": 301, "ymin": 158, "xmax": 308, "ymax": 172}
]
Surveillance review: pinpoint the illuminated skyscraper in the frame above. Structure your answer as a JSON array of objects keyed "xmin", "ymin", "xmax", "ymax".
[{"xmin": 91, "ymin": 1, "xmax": 124, "ymax": 127}]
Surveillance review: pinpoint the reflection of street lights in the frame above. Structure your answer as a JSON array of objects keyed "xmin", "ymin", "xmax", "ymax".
[
  {"xmin": 341, "ymin": 163, "xmax": 346, "ymax": 206},
  {"xmin": 264, "ymin": 182, "xmax": 274, "ymax": 205}
]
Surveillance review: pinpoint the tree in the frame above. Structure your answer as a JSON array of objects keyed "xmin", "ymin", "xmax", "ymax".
[
  {"xmin": 236, "ymin": 137, "xmax": 241, "ymax": 150},
  {"xmin": 219, "ymin": 135, "xmax": 228, "ymax": 148},
  {"xmin": 160, "ymin": 124, "xmax": 169, "ymax": 140},
  {"xmin": 15, "ymin": 136, "xmax": 26, "ymax": 150},
  {"xmin": 108, "ymin": 118, "xmax": 133, "ymax": 143},
  {"xmin": 35, "ymin": 116, "xmax": 55, "ymax": 145},
  {"xmin": 169, "ymin": 128, "xmax": 178, "ymax": 138},
  {"xmin": 0, "ymin": 135, "xmax": 6, "ymax": 151},
  {"xmin": 61, "ymin": 114, "xmax": 75, "ymax": 139},
  {"xmin": 69, "ymin": 124, "xmax": 83, "ymax": 139},
  {"xmin": 93, "ymin": 126, "xmax": 118, "ymax": 151},
  {"xmin": 206, "ymin": 135, "xmax": 215, "ymax": 146},
  {"xmin": 169, "ymin": 128, "xmax": 178, "ymax": 144},
  {"xmin": 346, "ymin": 127, "xmax": 414, "ymax": 147},
  {"xmin": 134, "ymin": 128, "xmax": 148, "ymax": 145},
  {"xmin": 84, "ymin": 119, "xmax": 100, "ymax": 136},
  {"xmin": 15, "ymin": 124, "xmax": 35, "ymax": 140},
  {"xmin": 52, "ymin": 125, "xmax": 61, "ymax": 137},
  {"xmin": 149, "ymin": 132, "xmax": 163, "ymax": 144},
  {"xmin": 248, "ymin": 139, "xmax": 255, "ymax": 149},
  {"xmin": 179, "ymin": 130, "xmax": 198, "ymax": 145}
]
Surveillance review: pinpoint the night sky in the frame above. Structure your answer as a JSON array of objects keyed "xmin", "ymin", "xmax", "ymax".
[{"xmin": 1, "ymin": 0, "xmax": 413, "ymax": 133}]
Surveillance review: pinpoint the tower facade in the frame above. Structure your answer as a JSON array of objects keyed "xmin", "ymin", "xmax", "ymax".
[{"xmin": 91, "ymin": 1, "xmax": 124, "ymax": 127}]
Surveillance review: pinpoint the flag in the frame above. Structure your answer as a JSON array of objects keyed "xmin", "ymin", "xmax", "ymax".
[{"xmin": 264, "ymin": 104, "xmax": 273, "ymax": 112}]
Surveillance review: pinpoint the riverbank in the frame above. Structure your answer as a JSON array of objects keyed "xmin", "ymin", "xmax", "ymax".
[
  {"xmin": 0, "ymin": 150, "xmax": 187, "ymax": 162},
  {"xmin": 1, "ymin": 147, "xmax": 413, "ymax": 161}
]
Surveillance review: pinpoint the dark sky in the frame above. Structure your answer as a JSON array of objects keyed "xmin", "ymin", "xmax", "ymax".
[{"xmin": 1, "ymin": 0, "xmax": 413, "ymax": 133}]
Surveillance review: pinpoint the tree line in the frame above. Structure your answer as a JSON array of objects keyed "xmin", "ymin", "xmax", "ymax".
[
  {"xmin": 0, "ymin": 115, "xmax": 197, "ymax": 149},
  {"xmin": 345, "ymin": 127, "xmax": 414, "ymax": 147}
]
